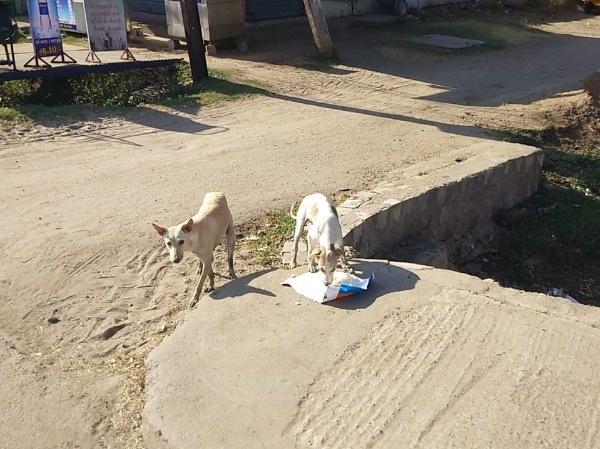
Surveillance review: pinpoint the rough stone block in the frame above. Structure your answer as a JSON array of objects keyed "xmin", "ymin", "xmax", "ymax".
[
  {"xmin": 584, "ymin": 72, "xmax": 600, "ymax": 103},
  {"xmin": 339, "ymin": 199, "xmax": 363, "ymax": 209},
  {"xmin": 281, "ymin": 241, "xmax": 307, "ymax": 265}
]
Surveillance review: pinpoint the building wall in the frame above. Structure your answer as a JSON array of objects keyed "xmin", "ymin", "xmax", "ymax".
[
  {"xmin": 323, "ymin": 0, "xmax": 451, "ymax": 16},
  {"xmin": 322, "ymin": 0, "xmax": 379, "ymax": 17},
  {"xmin": 9, "ymin": 0, "xmax": 28, "ymax": 15}
]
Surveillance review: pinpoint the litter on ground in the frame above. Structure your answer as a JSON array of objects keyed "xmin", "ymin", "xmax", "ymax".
[
  {"xmin": 282, "ymin": 270, "xmax": 372, "ymax": 304},
  {"xmin": 547, "ymin": 287, "xmax": 579, "ymax": 304}
]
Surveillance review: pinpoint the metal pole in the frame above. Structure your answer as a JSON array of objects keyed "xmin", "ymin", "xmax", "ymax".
[{"xmin": 179, "ymin": 0, "xmax": 208, "ymax": 82}]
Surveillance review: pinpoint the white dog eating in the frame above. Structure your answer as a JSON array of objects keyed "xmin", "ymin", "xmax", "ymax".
[{"xmin": 289, "ymin": 193, "xmax": 351, "ymax": 285}]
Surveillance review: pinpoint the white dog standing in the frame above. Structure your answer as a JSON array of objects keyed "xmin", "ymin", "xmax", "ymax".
[
  {"xmin": 152, "ymin": 192, "xmax": 236, "ymax": 308},
  {"xmin": 289, "ymin": 193, "xmax": 351, "ymax": 285}
]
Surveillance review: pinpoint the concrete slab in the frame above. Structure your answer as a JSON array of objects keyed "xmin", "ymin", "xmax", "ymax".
[
  {"xmin": 2, "ymin": 42, "xmax": 173, "ymax": 73},
  {"xmin": 143, "ymin": 260, "xmax": 600, "ymax": 449},
  {"xmin": 404, "ymin": 34, "xmax": 485, "ymax": 49}
]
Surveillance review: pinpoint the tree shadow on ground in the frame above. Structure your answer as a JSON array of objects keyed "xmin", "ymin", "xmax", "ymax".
[
  {"xmin": 8, "ymin": 103, "xmax": 227, "ymax": 138},
  {"xmin": 218, "ymin": 9, "xmax": 600, "ymax": 108}
]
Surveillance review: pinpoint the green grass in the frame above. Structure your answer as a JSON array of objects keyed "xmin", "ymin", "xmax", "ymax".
[
  {"xmin": 61, "ymin": 32, "xmax": 89, "ymax": 46},
  {"xmin": 401, "ymin": 19, "xmax": 538, "ymax": 48},
  {"xmin": 243, "ymin": 210, "xmax": 295, "ymax": 266},
  {"xmin": 163, "ymin": 68, "xmax": 269, "ymax": 107},
  {"xmin": 491, "ymin": 184, "xmax": 600, "ymax": 301},
  {"xmin": 493, "ymin": 127, "xmax": 552, "ymax": 146},
  {"xmin": 545, "ymin": 151, "xmax": 600, "ymax": 199},
  {"xmin": 12, "ymin": 26, "xmax": 87, "ymax": 45},
  {"xmin": 496, "ymin": 127, "xmax": 600, "ymax": 199},
  {"xmin": 504, "ymin": 187, "xmax": 600, "ymax": 267},
  {"xmin": 0, "ymin": 65, "xmax": 269, "ymax": 127},
  {"xmin": 14, "ymin": 28, "xmax": 29, "ymax": 44},
  {"xmin": 0, "ymin": 106, "xmax": 25, "ymax": 122}
]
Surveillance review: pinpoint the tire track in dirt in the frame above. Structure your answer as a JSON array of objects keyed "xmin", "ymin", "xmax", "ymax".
[
  {"xmin": 290, "ymin": 301, "xmax": 475, "ymax": 449},
  {"xmin": 289, "ymin": 286, "xmax": 600, "ymax": 449}
]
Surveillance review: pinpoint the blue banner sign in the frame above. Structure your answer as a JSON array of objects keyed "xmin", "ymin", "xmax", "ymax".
[
  {"xmin": 56, "ymin": 0, "xmax": 77, "ymax": 31},
  {"xmin": 28, "ymin": 0, "xmax": 63, "ymax": 57}
]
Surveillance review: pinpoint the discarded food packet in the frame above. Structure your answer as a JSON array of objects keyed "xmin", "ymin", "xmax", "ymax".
[{"xmin": 282, "ymin": 270, "xmax": 372, "ymax": 304}]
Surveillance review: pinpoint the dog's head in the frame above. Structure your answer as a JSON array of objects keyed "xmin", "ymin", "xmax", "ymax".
[
  {"xmin": 152, "ymin": 219, "xmax": 194, "ymax": 264},
  {"xmin": 312, "ymin": 244, "xmax": 344, "ymax": 286}
]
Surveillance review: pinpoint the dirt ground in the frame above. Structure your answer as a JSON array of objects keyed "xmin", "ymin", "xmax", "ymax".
[{"xmin": 1, "ymin": 9, "xmax": 600, "ymax": 449}]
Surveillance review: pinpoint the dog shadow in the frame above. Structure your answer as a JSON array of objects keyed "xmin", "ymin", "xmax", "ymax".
[
  {"xmin": 209, "ymin": 269, "xmax": 277, "ymax": 300},
  {"xmin": 325, "ymin": 260, "xmax": 420, "ymax": 310}
]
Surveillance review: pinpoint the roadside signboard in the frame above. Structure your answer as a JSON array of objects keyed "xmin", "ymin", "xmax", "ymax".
[
  {"xmin": 27, "ymin": 0, "xmax": 63, "ymax": 58},
  {"xmin": 56, "ymin": 0, "xmax": 77, "ymax": 31},
  {"xmin": 83, "ymin": 0, "xmax": 128, "ymax": 52}
]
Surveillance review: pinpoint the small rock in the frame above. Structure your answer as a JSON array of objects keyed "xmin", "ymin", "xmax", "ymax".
[
  {"xmin": 97, "ymin": 323, "xmax": 128, "ymax": 340},
  {"xmin": 47, "ymin": 316, "xmax": 60, "ymax": 324}
]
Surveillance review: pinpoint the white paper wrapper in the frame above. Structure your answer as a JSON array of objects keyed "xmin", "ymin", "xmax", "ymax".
[{"xmin": 282, "ymin": 270, "xmax": 372, "ymax": 304}]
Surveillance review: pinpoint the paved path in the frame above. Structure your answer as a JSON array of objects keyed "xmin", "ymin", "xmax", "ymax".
[{"xmin": 145, "ymin": 260, "xmax": 600, "ymax": 449}]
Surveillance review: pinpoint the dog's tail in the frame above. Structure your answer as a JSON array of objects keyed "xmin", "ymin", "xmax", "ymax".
[{"xmin": 289, "ymin": 202, "xmax": 297, "ymax": 220}]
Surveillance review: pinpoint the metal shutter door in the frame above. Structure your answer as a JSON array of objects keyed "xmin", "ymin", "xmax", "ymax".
[
  {"xmin": 245, "ymin": 0, "xmax": 304, "ymax": 22},
  {"xmin": 128, "ymin": 0, "xmax": 166, "ymax": 15}
]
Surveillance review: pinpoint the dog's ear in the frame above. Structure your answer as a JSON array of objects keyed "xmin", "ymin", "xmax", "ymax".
[
  {"xmin": 152, "ymin": 223, "xmax": 167, "ymax": 236},
  {"xmin": 311, "ymin": 248, "xmax": 323, "ymax": 257},
  {"xmin": 182, "ymin": 218, "xmax": 194, "ymax": 233}
]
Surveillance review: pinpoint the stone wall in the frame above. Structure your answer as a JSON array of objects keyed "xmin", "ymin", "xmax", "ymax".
[
  {"xmin": 339, "ymin": 141, "xmax": 543, "ymax": 257},
  {"xmin": 282, "ymin": 141, "xmax": 543, "ymax": 264}
]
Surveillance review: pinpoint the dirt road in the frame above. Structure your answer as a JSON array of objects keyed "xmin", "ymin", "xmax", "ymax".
[{"xmin": 1, "ymin": 10, "xmax": 599, "ymax": 448}]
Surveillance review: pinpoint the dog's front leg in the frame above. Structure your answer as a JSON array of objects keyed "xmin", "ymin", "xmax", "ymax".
[
  {"xmin": 190, "ymin": 261, "xmax": 209, "ymax": 308},
  {"xmin": 307, "ymin": 234, "xmax": 319, "ymax": 273},
  {"xmin": 340, "ymin": 253, "xmax": 354, "ymax": 273}
]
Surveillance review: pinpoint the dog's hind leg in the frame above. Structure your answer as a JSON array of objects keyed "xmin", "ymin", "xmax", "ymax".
[
  {"xmin": 226, "ymin": 223, "xmax": 237, "ymax": 279},
  {"xmin": 289, "ymin": 205, "xmax": 306, "ymax": 269}
]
